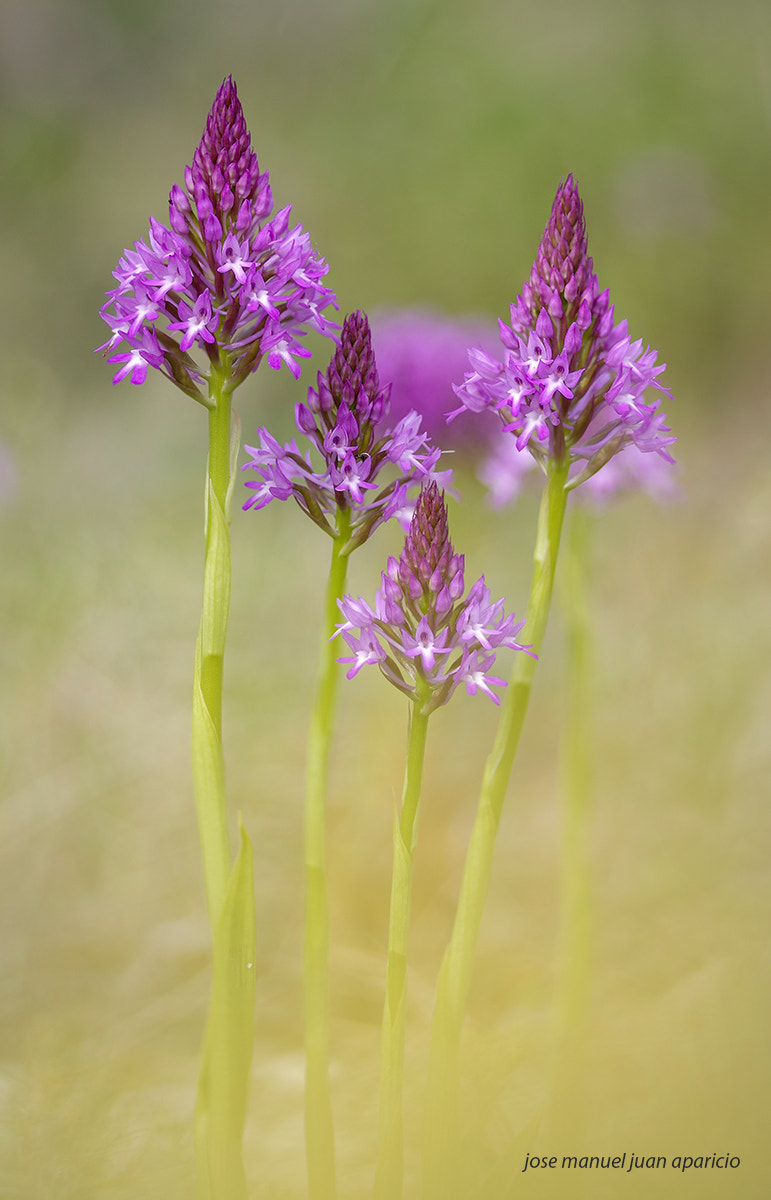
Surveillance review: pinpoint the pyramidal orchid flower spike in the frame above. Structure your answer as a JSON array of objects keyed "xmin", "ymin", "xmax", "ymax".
[
  {"xmin": 241, "ymin": 312, "xmax": 451, "ymax": 1200},
  {"xmin": 242, "ymin": 310, "xmax": 452, "ymax": 553},
  {"xmin": 98, "ymin": 76, "xmax": 337, "ymax": 402},
  {"xmin": 337, "ymin": 482, "xmax": 533, "ymax": 715},
  {"xmin": 423, "ymin": 177, "xmax": 676, "ymax": 1199},
  {"xmin": 98, "ymin": 77, "xmax": 338, "ymax": 1200},
  {"xmin": 335, "ymin": 482, "xmax": 534, "ymax": 1199},
  {"xmin": 450, "ymin": 174, "xmax": 676, "ymax": 490}
]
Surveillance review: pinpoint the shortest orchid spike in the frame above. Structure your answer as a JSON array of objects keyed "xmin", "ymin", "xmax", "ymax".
[{"xmin": 335, "ymin": 482, "xmax": 534, "ymax": 714}]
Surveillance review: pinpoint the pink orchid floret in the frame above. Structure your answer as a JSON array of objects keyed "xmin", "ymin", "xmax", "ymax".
[{"xmin": 338, "ymin": 628, "xmax": 387, "ymax": 679}]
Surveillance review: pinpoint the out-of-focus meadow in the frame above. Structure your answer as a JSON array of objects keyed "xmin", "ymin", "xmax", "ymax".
[{"xmin": 1, "ymin": 0, "xmax": 770, "ymax": 1196}]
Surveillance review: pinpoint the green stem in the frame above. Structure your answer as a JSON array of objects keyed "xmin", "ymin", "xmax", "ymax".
[
  {"xmin": 422, "ymin": 456, "xmax": 569, "ymax": 1200},
  {"xmin": 195, "ymin": 822, "xmax": 256, "ymax": 1200},
  {"xmin": 551, "ymin": 508, "xmax": 593, "ymax": 1130},
  {"xmin": 304, "ymin": 508, "xmax": 351, "ymax": 1200},
  {"xmin": 192, "ymin": 363, "xmax": 236, "ymax": 931},
  {"xmin": 192, "ymin": 363, "xmax": 255, "ymax": 1200},
  {"xmin": 374, "ymin": 685, "xmax": 431, "ymax": 1200}
]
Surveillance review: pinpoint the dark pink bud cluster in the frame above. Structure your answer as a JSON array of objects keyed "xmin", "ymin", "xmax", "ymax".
[
  {"xmin": 242, "ymin": 313, "xmax": 451, "ymax": 553},
  {"xmin": 451, "ymin": 175, "xmax": 676, "ymax": 490},
  {"xmin": 98, "ymin": 77, "xmax": 337, "ymax": 401},
  {"xmin": 397, "ymin": 480, "xmax": 465, "ymax": 620},
  {"xmin": 336, "ymin": 483, "xmax": 534, "ymax": 713},
  {"xmin": 186, "ymin": 76, "xmax": 271, "ymax": 241},
  {"xmin": 510, "ymin": 177, "xmax": 598, "ymax": 337},
  {"xmin": 319, "ymin": 310, "xmax": 382, "ymax": 416}
]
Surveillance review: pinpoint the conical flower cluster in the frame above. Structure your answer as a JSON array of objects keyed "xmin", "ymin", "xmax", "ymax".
[
  {"xmin": 98, "ymin": 77, "xmax": 337, "ymax": 400},
  {"xmin": 450, "ymin": 175, "xmax": 675, "ymax": 489},
  {"xmin": 336, "ymin": 483, "xmax": 533, "ymax": 712},
  {"xmin": 242, "ymin": 312, "xmax": 451, "ymax": 552}
]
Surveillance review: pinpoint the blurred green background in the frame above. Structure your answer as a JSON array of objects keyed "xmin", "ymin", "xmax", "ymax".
[{"xmin": 1, "ymin": 0, "xmax": 770, "ymax": 1196}]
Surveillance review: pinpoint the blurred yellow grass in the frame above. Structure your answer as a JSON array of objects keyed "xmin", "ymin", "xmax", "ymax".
[
  {"xmin": 1, "ymin": 0, "xmax": 770, "ymax": 1191},
  {"xmin": 0, "ymin": 386, "xmax": 768, "ymax": 1197}
]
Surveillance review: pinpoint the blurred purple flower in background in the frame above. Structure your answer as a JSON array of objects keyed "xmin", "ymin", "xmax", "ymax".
[
  {"xmin": 371, "ymin": 309, "xmax": 502, "ymax": 457},
  {"xmin": 480, "ymin": 432, "xmax": 678, "ymax": 508},
  {"xmin": 98, "ymin": 77, "xmax": 337, "ymax": 402}
]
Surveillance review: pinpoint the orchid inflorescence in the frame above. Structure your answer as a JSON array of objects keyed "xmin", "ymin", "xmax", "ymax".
[
  {"xmin": 451, "ymin": 174, "xmax": 676, "ymax": 490},
  {"xmin": 335, "ymin": 481, "xmax": 534, "ymax": 713},
  {"xmin": 98, "ymin": 77, "xmax": 338, "ymax": 402},
  {"xmin": 97, "ymin": 76, "xmax": 679, "ymax": 1200},
  {"xmin": 241, "ymin": 311, "xmax": 452, "ymax": 554}
]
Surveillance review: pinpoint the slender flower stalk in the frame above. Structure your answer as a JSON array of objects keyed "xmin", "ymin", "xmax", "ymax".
[
  {"xmin": 303, "ymin": 508, "xmax": 350, "ymax": 1200},
  {"xmin": 193, "ymin": 362, "xmax": 237, "ymax": 928},
  {"xmin": 549, "ymin": 508, "xmax": 594, "ymax": 1136},
  {"xmin": 335, "ymin": 483, "xmax": 532, "ymax": 1199},
  {"xmin": 422, "ymin": 457, "xmax": 568, "ymax": 1200},
  {"xmin": 374, "ymin": 683, "xmax": 430, "ymax": 1200},
  {"xmin": 98, "ymin": 76, "xmax": 337, "ymax": 1200},
  {"xmin": 242, "ymin": 312, "xmax": 448, "ymax": 1200},
  {"xmin": 424, "ymin": 175, "xmax": 676, "ymax": 1199}
]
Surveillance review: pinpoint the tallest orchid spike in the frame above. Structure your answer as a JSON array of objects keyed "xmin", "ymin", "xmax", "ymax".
[
  {"xmin": 98, "ymin": 76, "xmax": 338, "ymax": 399},
  {"xmin": 451, "ymin": 174, "xmax": 676, "ymax": 489}
]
